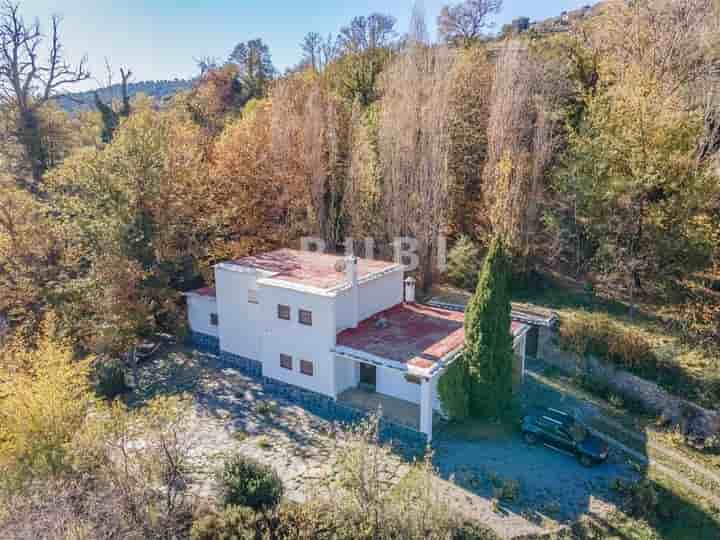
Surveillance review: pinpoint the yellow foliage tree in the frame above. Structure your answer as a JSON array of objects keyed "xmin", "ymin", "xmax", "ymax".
[{"xmin": 0, "ymin": 318, "xmax": 96, "ymax": 487}]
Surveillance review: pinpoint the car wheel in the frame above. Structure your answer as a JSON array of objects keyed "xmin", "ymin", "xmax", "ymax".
[
  {"xmin": 579, "ymin": 454, "xmax": 594, "ymax": 468},
  {"xmin": 523, "ymin": 431, "xmax": 538, "ymax": 445}
]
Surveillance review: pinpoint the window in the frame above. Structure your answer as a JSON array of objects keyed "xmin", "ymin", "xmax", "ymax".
[
  {"xmin": 280, "ymin": 353, "xmax": 292, "ymax": 371},
  {"xmin": 278, "ymin": 304, "xmax": 290, "ymax": 320},
  {"xmin": 299, "ymin": 309, "xmax": 313, "ymax": 326},
  {"xmin": 300, "ymin": 359, "xmax": 314, "ymax": 376},
  {"xmin": 210, "ymin": 313, "xmax": 219, "ymax": 326},
  {"xmin": 248, "ymin": 289, "xmax": 258, "ymax": 304}
]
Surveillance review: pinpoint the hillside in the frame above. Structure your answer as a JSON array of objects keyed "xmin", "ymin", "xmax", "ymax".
[{"xmin": 55, "ymin": 78, "xmax": 194, "ymax": 113}]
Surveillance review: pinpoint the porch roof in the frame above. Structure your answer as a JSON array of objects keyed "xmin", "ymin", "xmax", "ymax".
[{"xmin": 336, "ymin": 302, "xmax": 529, "ymax": 375}]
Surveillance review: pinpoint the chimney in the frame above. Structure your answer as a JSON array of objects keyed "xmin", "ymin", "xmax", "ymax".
[
  {"xmin": 346, "ymin": 256, "xmax": 360, "ymax": 328},
  {"xmin": 404, "ymin": 277, "xmax": 416, "ymax": 303}
]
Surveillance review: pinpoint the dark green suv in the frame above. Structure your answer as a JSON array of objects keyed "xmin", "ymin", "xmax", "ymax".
[{"xmin": 521, "ymin": 407, "xmax": 609, "ymax": 467}]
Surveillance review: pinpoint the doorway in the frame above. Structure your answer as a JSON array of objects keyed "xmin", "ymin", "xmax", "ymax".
[{"xmin": 359, "ymin": 363, "xmax": 377, "ymax": 391}]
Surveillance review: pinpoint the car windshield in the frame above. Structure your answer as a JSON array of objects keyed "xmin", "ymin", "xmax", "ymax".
[{"xmin": 568, "ymin": 422, "xmax": 588, "ymax": 442}]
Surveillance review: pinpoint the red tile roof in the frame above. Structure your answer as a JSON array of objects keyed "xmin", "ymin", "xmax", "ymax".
[
  {"xmin": 228, "ymin": 249, "xmax": 398, "ymax": 290},
  {"xmin": 337, "ymin": 303, "xmax": 528, "ymax": 370}
]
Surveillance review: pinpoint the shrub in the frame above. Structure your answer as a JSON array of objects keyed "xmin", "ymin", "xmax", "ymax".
[
  {"xmin": 438, "ymin": 357, "xmax": 471, "ymax": 421},
  {"xmin": 559, "ymin": 312, "xmax": 657, "ymax": 374},
  {"xmin": 612, "ymin": 479, "xmax": 660, "ymax": 521},
  {"xmin": 446, "ymin": 235, "xmax": 481, "ymax": 291},
  {"xmin": 94, "ymin": 358, "xmax": 129, "ymax": 399},
  {"xmin": 218, "ymin": 454, "xmax": 283, "ymax": 511},
  {"xmin": 190, "ymin": 505, "xmax": 265, "ymax": 540}
]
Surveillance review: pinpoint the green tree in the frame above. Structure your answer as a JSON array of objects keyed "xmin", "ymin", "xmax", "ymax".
[
  {"xmin": 446, "ymin": 235, "xmax": 480, "ymax": 291},
  {"xmin": 227, "ymin": 38, "xmax": 276, "ymax": 103},
  {"xmin": 464, "ymin": 236, "xmax": 513, "ymax": 418},
  {"xmin": 437, "ymin": 356, "xmax": 470, "ymax": 421}
]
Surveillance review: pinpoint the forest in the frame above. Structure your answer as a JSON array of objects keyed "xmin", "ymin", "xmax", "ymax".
[
  {"xmin": 1, "ymin": 0, "xmax": 718, "ymax": 356},
  {"xmin": 1, "ymin": 0, "xmax": 720, "ymax": 537}
]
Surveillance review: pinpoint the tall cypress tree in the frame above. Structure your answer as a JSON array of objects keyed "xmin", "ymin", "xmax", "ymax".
[{"xmin": 465, "ymin": 235, "xmax": 513, "ymax": 418}]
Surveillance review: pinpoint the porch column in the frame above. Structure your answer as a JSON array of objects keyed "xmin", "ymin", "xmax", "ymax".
[{"xmin": 420, "ymin": 378, "xmax": 433, "ymax": 442}]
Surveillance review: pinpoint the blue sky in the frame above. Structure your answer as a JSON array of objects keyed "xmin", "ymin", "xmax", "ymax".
[{"xmin": 20, "ymin": 1, "xmax": 596, "ymax": 89}]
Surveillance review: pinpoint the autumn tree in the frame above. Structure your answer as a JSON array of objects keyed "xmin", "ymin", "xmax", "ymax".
[
  {"xmin": 344, "ymin": 102, "xmax": 384, "ymax": 245},
  {"xmin": 550, "ymin": 0, "xmax": 720, "ymax": 296},
  {"xmin": 183, "ymin": 64, "xmax": 244, "ymax": 134},
  {"xmin": 447, "ymin": 45, "xmax": 493, "ymax": 237},
  {"xmin": 48, "ymin": 106, "xmax": 210, "ymax": 354},
  {"xmin": 270, "ymin": 73, "xmax": 350, "ymax": 248},
  {"xmin": 0, "ymin": 318, "xmax": 96, "ymax": 488},
  {"xmin": 482, "ymin": 41, "xmax": 565, "ymax": 267},
  {"xmin": 0, "ymin": 178, "xmax": 63, "ymax": 339},
  {"xmin": 438, "ymin": 0, "xmax": 502, "ymax": 47},
  {"xmin": 0, "ymin": 1, "xmax": 89, "ymax": 188}
]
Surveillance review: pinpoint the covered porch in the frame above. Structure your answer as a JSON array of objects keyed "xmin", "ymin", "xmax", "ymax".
[{"xmin": 338, "ymin": 385, "xmax": 424, "ymax": 431}]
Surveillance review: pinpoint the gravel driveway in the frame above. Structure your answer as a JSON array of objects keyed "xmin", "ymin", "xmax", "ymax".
[{"xmin": 131, "ymin": 346, "xmax": 637, "ymax": 539}]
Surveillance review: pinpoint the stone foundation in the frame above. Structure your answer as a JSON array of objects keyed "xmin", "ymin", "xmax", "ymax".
[
  {"xmin": 219, "ymin": 350, "xmax": 263, "ymax": 378},
  {"xmin": 190, "ymin": 332, "xmax": 220, "ymax": 355},
  {"xmin": 212, "ymin": 348, "xmax": 427, "ymax": 451}
]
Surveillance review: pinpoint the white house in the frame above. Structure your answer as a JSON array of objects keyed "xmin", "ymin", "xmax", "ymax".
[{"xmin": 185, "ymin": 249, "xmax": 530, "ymax": 441}]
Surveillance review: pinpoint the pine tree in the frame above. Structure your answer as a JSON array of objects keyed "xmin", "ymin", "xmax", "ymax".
[{"xmin": 464, "ymin": 235, "xmax": 513, "ymax": 418}]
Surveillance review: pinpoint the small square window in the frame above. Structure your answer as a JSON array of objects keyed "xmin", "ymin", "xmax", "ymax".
[
  {"xmin": 300, "ymin": 359, "xmax": 314, "ymax": 376},
  {"xmin": 248, "ymin": 289, "xmax": 258, "ymax": 304},
  {"xmin": 210, "ymin": 313, "xmax": 219, "ymax": 326},
  {"xmin": 280, "ymin": 353, "xmax": 292, "ymax": 370},
  {"xmin": 278, "ymin": 304, "xmax": 290, "ymax": 320},
  {"xmin": 299, "ymin": 309, "xmax": 313, "ymax": 326}
]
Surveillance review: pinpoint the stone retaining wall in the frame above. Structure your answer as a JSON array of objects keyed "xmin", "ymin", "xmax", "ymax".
[
  {"xmin": 538, "ymin": 327, "xmax": 720, "ymax": 445},
  {"xmin": 212, "ymin": 347, "xmax": 428, "ymax": 452}
]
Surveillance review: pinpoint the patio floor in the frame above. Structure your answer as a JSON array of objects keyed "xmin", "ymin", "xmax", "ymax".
[{"xmin": 337, "ymin": 387, "xmax": 421, "ymax": 430}]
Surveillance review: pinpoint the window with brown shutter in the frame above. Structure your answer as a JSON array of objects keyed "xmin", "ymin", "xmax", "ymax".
[
  {"xmin": 280, "ymin": 354, "xmax": 292, "ymax": 370},
  {"xmin": 278, "ymin": 304, "xmax": 290, "ymax": 320},
  {"xmin": 300, "ymin": 359, "xmax": 314, "ymax": 376},
  {"xmin": 299, "ymin": 309, "xmax": 312, "ymax": 326}
]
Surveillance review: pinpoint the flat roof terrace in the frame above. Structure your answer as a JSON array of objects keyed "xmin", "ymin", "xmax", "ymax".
[
  {"xmin": 336, "ymin": 302, "xmax": 529, "ymax": 374},
  {"xmin": 223, "ymin": 249, "xmax": 400, "ymax": 291}
]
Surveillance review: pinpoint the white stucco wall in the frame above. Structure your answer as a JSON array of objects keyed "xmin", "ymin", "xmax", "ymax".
[
  {"xmin": 259, "ymin": 285, "xmax": 337, "ymax": 397},
  {"xmin": 358, "ymin": 270, "xmax": 404, "ymax": 321},
  {"xmin": 215, "ymin": 267, "xmax": 263, "ymax": 360},
  {"xmin": 334, "ymin": 355, "xmax": 359, "ymax": 394},
  {"xmin": 431, "ymin": 375, "xmax": 443, "ymax": 413},
  {"xmin": 335, "ymin": 269, "xmax": 404, "ymax": 331},
  {"xmin": 187, "ymin": 295, "xmax": 218, "ymax": 337},
  {"xmin": 376, "ymin": 367, "xmax": 421, "ymax": 404}
]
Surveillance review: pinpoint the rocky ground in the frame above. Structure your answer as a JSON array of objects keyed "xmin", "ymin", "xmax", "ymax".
[{"xmin": 130, "ymin": 345, "xmax": 636, "ymax": 539}]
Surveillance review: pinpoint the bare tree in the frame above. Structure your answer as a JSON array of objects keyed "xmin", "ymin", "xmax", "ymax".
[
  {"xmin": 338, "ymin": 13, "xmax": 397, "ymax": 54},
  {"xmin": 301, "ymin": 32, "xmax": 323, "ymax": 71},
  {"xmin": 0, "ymin": 1, "xmax": 89, "ymax": 188},
  {"xmin": 270, "ymin": 74, "xmax": 349, "ymax": 249},
  {"xmin": 94, "ymin": 59, "xmax": 133, "ymax": 143},
  {"xmin": 300, "ymin": 32, "xmax": 340, "ymax": 72},
  {"xmin": 438, "ymin": 0, "xmax": 502, "ymax": 47},
  {"xmin": 482, "ymin": 41, "xmax": 566, "ymax": 267},
  {"xmin": 378, "ymin": 4, "xmax": 455, "ymax": 288}
]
